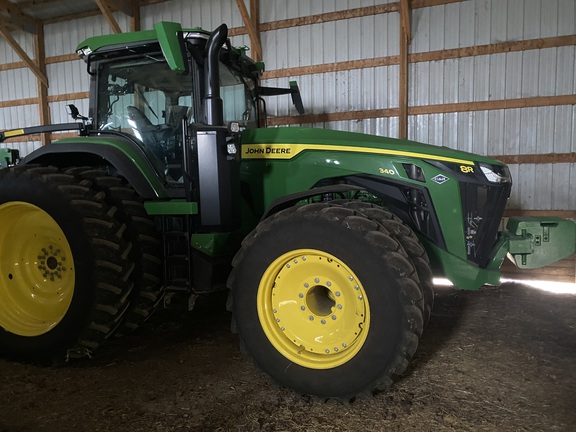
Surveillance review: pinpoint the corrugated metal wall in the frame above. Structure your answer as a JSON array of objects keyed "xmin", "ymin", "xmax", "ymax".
[{"xmin": 0, "ymin": 0, "xmax": 575, "ymax": 210}]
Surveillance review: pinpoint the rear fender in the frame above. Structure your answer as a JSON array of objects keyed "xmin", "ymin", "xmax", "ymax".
[{"xmin": 22, "ymin": 138, "xmax": 172, "ymax": 199}]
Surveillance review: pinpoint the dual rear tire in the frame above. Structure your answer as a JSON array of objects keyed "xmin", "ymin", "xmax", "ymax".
[{"xmin": 0, "ymin": 165, "xmax": 162, "ymax": 362}]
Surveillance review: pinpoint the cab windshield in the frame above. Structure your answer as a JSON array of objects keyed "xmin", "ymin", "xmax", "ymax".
[{"xmin": 96, "ymin": 51, "xmax": 256, "ymax": 182}]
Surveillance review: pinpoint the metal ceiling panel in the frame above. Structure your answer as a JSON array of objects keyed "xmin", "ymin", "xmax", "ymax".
[{"xmin": 10, "ymin": 0, "xmax": 99, "ymax": 20}]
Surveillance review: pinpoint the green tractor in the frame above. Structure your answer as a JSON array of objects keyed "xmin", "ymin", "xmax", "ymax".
[{"xmin": 0, "ymin": 22, "xmax": 574, "ymax": 400}]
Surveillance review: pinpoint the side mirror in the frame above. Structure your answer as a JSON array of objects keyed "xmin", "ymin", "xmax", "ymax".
[
  {"xmin": 289, "ymin": 81, "xmax": 304, "ymax": 115},
  {"xmin": 256, "ymin": 81, "xmax": 305, "ymax": 115}
]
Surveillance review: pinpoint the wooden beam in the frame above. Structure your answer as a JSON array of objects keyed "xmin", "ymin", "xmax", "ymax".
[
  {"xmin": 408, "ymin": 94, "xmax": 576, "ymax": 115},
  {"xmin": 34, "ymin": 21, "xmax": 50, "ymax": 146},
  {"xmin": 130, "ymin": 0, "xmax": 140, "ymax": 32},
  {"xmin": 400, "ymin": 0, "xmax": 411, "ymax": 45},
  {"xmin": 268, "ymin": 94, "xmax": 576, "ymax": 126},
  {"xmin": 47, "ymin": 91, "xmax": 89, "ymax": 102},
  {"xmin": 250, "ymin": 0, "xmax": 260, "ymax": 61},
  {"xmin": 504, "ymin": 209, "xmax": 576, "ymax": 219},
  {"xmin": 230, "ymin": 3, "xmax": 399, "ymax": 37},
  {"xmin": 235, "ymin": 0, "xmax": 262, "ymax": 62},
  {"xmin": 398, "ymin": 8, "xmax": 409, "ymax": 138},
  {"xmin": 261, "ymin": 35, "xmax": 576, "ymax": 80},
  {"xmin": 491, "ymin": 153, "xmax": 576, "ymax": 165},
  {"xmin": 263, "ymin": 56, "xmax": 399, "ymax": 79},
  {"xmin": 0, "ymin": 27, "xmax": 48, "ymax": 87},
  {"xmin": 45, "ymin": 53, "xmax": 78, "ymax": 64},
  {"xmin": 5, "ymin": 91, "xmax": 575, "ymax": 124},
  {"xmin": 269, "ymin": 108, "xmax": 399, "ymax": 126},
  {"xmin": 0, "ymin": 97, "xmax": 38, "ymax": 108},
  {"xmin": 0, "ymin": 0, "xmax": 36, "ymax": 33},
  {"xmin": 94, "ymin": 0, "xmax": 122, "ymax": 34}
]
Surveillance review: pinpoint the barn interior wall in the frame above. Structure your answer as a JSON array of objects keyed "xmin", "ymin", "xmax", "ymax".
[{"xmin": 0, "ymin": 0, "xmax": 575, "ymax": 212}]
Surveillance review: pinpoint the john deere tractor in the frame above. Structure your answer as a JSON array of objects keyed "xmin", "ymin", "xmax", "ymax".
[{"xmin": 0, "ymin": 22, "xmax": 574, "ymax": 400}]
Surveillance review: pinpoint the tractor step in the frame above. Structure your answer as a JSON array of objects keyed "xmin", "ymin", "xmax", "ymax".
[{"xmin": 160, "ymin": 215, "xmax": 194, "ymax": 309}]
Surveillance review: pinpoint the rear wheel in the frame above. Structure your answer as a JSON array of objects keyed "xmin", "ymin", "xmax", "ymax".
[
  {"xmin": 0, "ymin": 166, "xmax": 134, "ymax": 361},
  {"xmin": 64, "ymin": 168, "xmax": 164, "ymax": 335},
  {"xmin": 230, "ymin": 204, "xmax": 423, "ymax": 400}
]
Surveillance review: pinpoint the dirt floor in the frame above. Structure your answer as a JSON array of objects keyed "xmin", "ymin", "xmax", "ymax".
[{"xmin": 1, "ymin": 282, "xmax": 575, "ymax": 432}]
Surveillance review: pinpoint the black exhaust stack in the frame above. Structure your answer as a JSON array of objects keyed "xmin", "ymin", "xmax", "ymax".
[
  {"xmin": 194, "ymin": 23, "xmax": 239, "ymax": 230},
  {"xmin": 203, "ymin": 24, "xmax": 227, "ymax": 126}
]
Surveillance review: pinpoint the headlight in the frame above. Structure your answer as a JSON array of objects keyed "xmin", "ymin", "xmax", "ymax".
[{"xmin": 479, "ymin": 163, "xmax": 512, "ymax": 184}]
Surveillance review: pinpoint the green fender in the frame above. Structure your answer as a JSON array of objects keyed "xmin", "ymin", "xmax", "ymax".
[{"xmin": 22, "ymin": 136, "xmax": 172, "ymax": 199}]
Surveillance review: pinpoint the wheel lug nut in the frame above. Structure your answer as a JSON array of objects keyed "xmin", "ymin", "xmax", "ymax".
[
  {"xmin": 321, "ymin": 319, "xmax": 326, "ymax": 325},
  {"xmin": 273, "ymin": 309, "xmax": 277, "ymax": 313},
  {"xmin": 300, "ymin": 306, "xmax": 306, "ymax": 311},
  {"xmin": 326, "ymin": 281, "xmax": 332, "ymax": 287},
  {"xmin": 354, "ymin": 285, "xmax": 359, "ymax": 290},
  {"xmin": 334, "ymin": 347, "xmax": 339, "ymax": 352},
  {"xmin": 358, "ymin": 295, "xmax": 363, "ymax": 300},
  {"xmin": 286, "ymin": 264, "xmax": 290, "ymax": 268},
  {"xmin": 309, "ymin": 316, "xmax": 314, "ymax": 321},
  {"xmin": 302, "ymin": 256, "xmax": 307, "ymax": 261},
  {"xmin": 331, "ymin": 315, "xmax": 337, "ymax": 320},
  {"xmin": 304, "ymin": 283, "xmax": 309, "ymax": 288},
  {"xmin": 335, "ymin": 292, "xmax": 341, "ymax": 297},
  {"xmin": 276, "ymin": 318, "xmax": 280, "ymax": 322},
  {"xmin": 281, "ymin": 327, "xmax": 285, "ymax": 331},
  {"xmin": 299, "ymin": 293, "xmax": 304, "ymax": 298},
  {"xmin": 325, "ymin": 349, "xmax": 330, "ymax": 354},
  {"xmin": 342, "ymin": 343, "xmax": 347, "ymax": 348},
  {"xmin": 349, "ymin": 276, "xmax": 354, "ymax": 281},
  {"xmin": 293, "ymin": 259, "xmax": 298, "ymax": 264},
  {"xmin": 337, "ymin": 304, "xmax": 342, "ymax": 309},
  {"xmin": 314, "ymin": 278, "xmax": 319, "ymax": 283}
]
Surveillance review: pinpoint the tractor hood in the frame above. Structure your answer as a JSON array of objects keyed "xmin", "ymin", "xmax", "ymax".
[{"xmin": 241, "ymin": 127, "xmax": 504, "ymax": 168}]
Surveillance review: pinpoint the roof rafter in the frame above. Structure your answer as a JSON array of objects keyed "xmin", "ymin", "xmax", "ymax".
[
  {"xmin": 0, "ymin": 26, "xmax": 48, "ymax": 86},
  {"xmin": 94, "ymin": 0, "xmax": 121, "ymax": 33}
]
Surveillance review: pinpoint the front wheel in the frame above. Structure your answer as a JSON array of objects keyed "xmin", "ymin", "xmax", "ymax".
[{"xmin": 229, "ymin": 204, "xmax": 423, "ymax": 400}]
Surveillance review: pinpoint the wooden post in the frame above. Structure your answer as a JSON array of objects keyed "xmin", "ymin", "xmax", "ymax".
[
  {"xmin": 398, "ymin": 0, "xmax": 411, "ymax": 139},
  {"xmin": 236, "ymin": 0, "xmax": 262, "ymax": 62},
  {"xmin": 34, "ymin": 22, "xmax": 50, "ymax": 146},
  {"xmin": 250, "ymin": 0, "xmax": 261, "ymax": 62},
  {"xmin": 130, "ymin": 0, "xmax": 140, "ymax": 32}
]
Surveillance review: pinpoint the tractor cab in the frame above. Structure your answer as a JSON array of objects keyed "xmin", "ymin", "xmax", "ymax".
[{"xmin": 83, "ymin": 25, "xmax": 259, "ymax": 185}]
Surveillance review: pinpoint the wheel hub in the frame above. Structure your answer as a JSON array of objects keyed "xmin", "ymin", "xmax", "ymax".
[
  {"xmin": 38, "ymin": 245, "xmax": 67, "ymax": 281},
  {"xmin": 258, "ymin": 249, "xmax": 370, "ymax": 369}
]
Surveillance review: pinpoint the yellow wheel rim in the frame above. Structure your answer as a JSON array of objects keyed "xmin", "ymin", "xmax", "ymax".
[
  {"xmin": 0, "ymin": 202, "xmax": 75, "ymax": 336},
  {"xmin": 257, "ymin": 249, "xmax": 370, "ymax": 369}
]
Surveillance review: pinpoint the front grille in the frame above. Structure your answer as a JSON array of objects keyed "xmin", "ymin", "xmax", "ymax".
[{"xmin": 460, "ymin": 182, "xmax": 511, "ymax": 267}]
